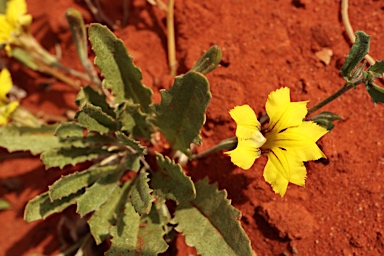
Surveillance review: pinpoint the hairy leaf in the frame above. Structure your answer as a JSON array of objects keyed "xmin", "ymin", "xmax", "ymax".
[
  {"xmin": 24, "ymin": 190, "xmax": 83, "ymax": 222},
  {"xmin": 153, "ymin": 72, "xmax": 211, "ymax": 155},
  {"xmin": 107, "ymin": 204, "xmax": 168, "ymax": 255},
  {"xmin": 76, "ymin": 168, "xmax": 124, "ymax": 217},
  {"xmin": 368, "ymin": 60, "xmax": 384, "ymax": 75},
  {"xmin": 88, "ymin": 24, "xmax": 153, "ymax": 113},
  {"xmin": 48, "ymin": 164, "xmax": 119, "ymax": 201},
  {"xmin": 130, "ymin": 169, "xmax": 154, "ymax": 215},
  {"xmin": 0, "ymin": 124, "xmax": 60, "ymax": 155},
  {"xmin": 116, "ymin": 102, "xmax": 153, "ymax": 139},
  {"xmin": 172, "ymin": 178, "xmax": 252, "ymax": 256},
  {"xmin": 88, "ymin": 185, "xmax": 125, "ymax": 245},
  {"xmin": 152, "ymin": 153, "xmax": 195, "ymax": 204},
  {"xmin": 41, "ymin": 147, "xmax": 110, "ymax": 169},
  {"xmin": 76, "ymin": 103, "xmax": 117, "ymax": 134},
  {"xmin": 341, "ymin": 31, "xmax": 370, "ymax": 80},
  {"xmin": 366, "ymin": 82, "xmax": 384, "ymax": 104},
  {"xmin": 106, "ymin": 201, "xmax": 141, "ymax": 256},
  {"xmin": 55, "ymin": 122, "xmax": 84, "ymax": 138},
  {"xmin": 309, "ymin": 112, "xmax": 343, "ymax": 131},
  {"xmin": 115, "ymin": 132, "xmax": 146, "ymax": 155},
  {"xmin": 76, "ymin": 86, "xmax": 115, "ymax": 118}
]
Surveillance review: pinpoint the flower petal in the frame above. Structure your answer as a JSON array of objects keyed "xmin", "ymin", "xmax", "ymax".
[
  {"xmin": 0, "ymin": 69, "xmax": 13, "ymax": 102},
  {"xmin": 263, "ymin": 148, "xmax": 306, "ymax": 196},
  {"xmin": 229, "ymin": 104, "xmax": 260, "ymax": 130},
  {"xmin": 0, "ymin": 101, "xmax": 19, "ymax": 125},
  {"xmin": 266, "ymin": 87, "xmax": 308, "ymax": 133},
  {"xmin": 263, "ymin": 121, "xmax": 327, "ymax": 161},
  {"xmin": 0, "ymin": 15, "xmax": 13, "ymax": 42},
  {"xmin": 225, "ymin": 138, "xmax": 261, "ymax": 170},
  {"xmin": 6, "ymin": 0, "xmax": 27, "ymax": 27}
]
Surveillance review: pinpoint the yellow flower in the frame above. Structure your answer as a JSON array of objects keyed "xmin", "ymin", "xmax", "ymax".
[
  {"xmin": 0, "ymin": 0, "xmax": 32, "ymax": 55},
  {"xmin": 0, "ymin": 68, "xmax": 19, "ymax": 124},
  {"xmin": 225, "ymin": 87, "xmax": 328, "ymax": 196}
]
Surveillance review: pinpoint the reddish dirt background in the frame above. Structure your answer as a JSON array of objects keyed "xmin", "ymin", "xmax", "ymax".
[{"xmin": 1, "ymin": 0, "xmax": 384, "ymax": 255}]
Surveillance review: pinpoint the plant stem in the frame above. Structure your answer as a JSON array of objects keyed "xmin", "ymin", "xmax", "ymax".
[
  {"xmin": 307, "ymin": 83, "xmax": 354, "ymax": 116},
  {"xmin": 166, "ymin": 0, "xmax": 176, "ymax": 76},
  {"xmin": 341, "ymin": 0, "xmax": 375, "ymax": 65},
  {"xmin": 191, "ymin": 137, "xmax": 237, "ymax": 159}
]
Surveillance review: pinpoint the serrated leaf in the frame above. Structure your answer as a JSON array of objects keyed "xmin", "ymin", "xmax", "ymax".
[
  {"xmin": 309, "ymin": 112, "xmax": 343, "ymax": 131},
  {"xmin": 106, "ymin": 202, "xmax": 141, "ymax": 256},
  {"xmin": 76, "ymin": 103, "xmax": 117, "ymax": 134},
  {"xmin": 24, "ymin": 190, "xmax": 83, "ymax": 222},
  {"xmin": 0, "ymin": 124, "xmax": 60, "ymax": 155},
  {"xmin": 41, "ymin": 147, "xmax": 110, "ymax": 169},
  {"xmin": 152, "ymin": 153, "xmax": 195, "ymax": 204},
  {"xmin": 366, "ymin": 82, "xmax": 384, "ymax": 104},
  {"xmin": 115, "ymin": 132, "xmax": 146, "ymax": 155},
  {"xmin": 153, "ymin": 72, "xmax": 211, "ymax": 155},
  {"xmin": 76, "ymin": 86, "xmax": 116, "ymax": 118},
  {"xmin": 49, "ymin": 164, "xmax": 119, "ymax": 200},
  {"xmin": 107, "ymin": 204, "xmax": 168, "ymax": 255},
  {"xmin": 76, "ymin": 168, "xmax": 124, "ymax": 217},
  {"xmin": 0, "ymin": 199, "xmax": 11, "ymax": 210},
  {"xmin": 130, "ymin": 169, "xmax": 154, "ymax": 215},
  {"xmin": 172, "ymin": 178, "xmax": 252, "ymax": 256},
  {"xmin": 116, "ymin": 102, "xmax": 153, "ymax": 139},
  {"xmin": 88, "ymin": 185, "xmax": 125, "ymax": 244},
  {"xmin": 88, "ymin": 24, "xmax": 153, "ymax": 113},
  {"xmin": 368, "ymin": 60, "xmax": 384, "ymax": 75},
  {"xmin": 341, "ymin": 31, "xmax": 370, "ymax": 80},
  {"xmin": 55, "ymin": 122, "xmax": 84, "ymax": 138}
]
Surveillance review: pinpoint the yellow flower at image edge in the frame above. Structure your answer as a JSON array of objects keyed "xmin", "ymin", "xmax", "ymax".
[
  {"xmin": 0, "ymin": 0, "xmax": 32, "ymax": 55},
  {"xmin": 0, "ymin": 69, "xmax": 19, "ymax": 125},
  {"xmin": 225, "ymin": 87, "xmax": 328, "ymax": 196}
]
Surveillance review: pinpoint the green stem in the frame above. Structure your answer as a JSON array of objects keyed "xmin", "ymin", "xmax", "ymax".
[
  {"xmin": 191, "ymin": 137, "xmax": 237, "ymax": 159},
  {"xmin": 307, "ymin": 83, "xmax": 353, "ymax": 116}
]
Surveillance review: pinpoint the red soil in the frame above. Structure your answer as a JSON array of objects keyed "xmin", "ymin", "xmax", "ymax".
[{"xmin": 1, "ymin": 0, "xmax": 384, "ymax": 255}]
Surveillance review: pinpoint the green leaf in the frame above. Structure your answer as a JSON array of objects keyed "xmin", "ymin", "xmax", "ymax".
[
  {"xmin": 366, "ymin": 82, "xmax": 384, "ymax": 104},
  {"xmin": 116, "ymin": 102, "xmax": 153, "ymax": 139},
  {"xmin": 75, "ymin": 103, "xmax": 117, "ymax": 134},
  {"xmin": 152, "ymin": 153, "xmax": 195, "ymax": 204},
  {"xmin": 41, "ymin": 147, "xmax": 110, "ymax": 169},
  {"xmin": 55, "ymin": 122, "xmax": 84, "ymax": 138},
  {"xmin": 191, "ymin": 45, "xmax": 222, "ymax": 75},
  {"xmin": 130, "ymin": 169, "xmax": 154, "ymax": 215},
  {"xmin": 76, "ymin": 86, "xmax": 115, "ymax": 118},
  {"xmin": 107, "ymin": 204, "xmax": 168, "ymax": 255},
  {"xmin": 76, "ymin": 168, "xmax": 124, "ymax": 217},
  {"xmin": 106, "ymin": 203, "xmax": 140, "ymax": 256},
  {"xmin": 309, "ymin": 112, "xmax": 343, "ymax": 131},
  {"xmin": 0, "ymin": 124, "xmax": 60, "ymax": 155},
  {"xmin": 153, "ymin": 72, "xmax": 211, "ymax": 155},
  {"xmin": 172, "ymin": 178, "xmax": 252, "ymax": 256},
  {"xmin": 88, "ymin": 24, "xmax": 153, "ymax": 113},
  {"xmin": 368, "ymin": 60, "xmax": 384, "ymax": 75},
  {"xmin": 0, "ymin": 199, "xmax": 11, "ymax": 210},
  {"xmin": 88, "ymin": 185, "xmax": 125, "ymax": 244},
  {"xmin": 48, "ymin": 164, "xmax": 119, "ymax": 200},
  {"xmin": 24, "ymin": 190, "xmax": 83, "ymax": 222},
  {"xmin": 341, "ymin": 31, "xmax": 370, "ymax": 80},
  {"xmin": 115, "ymin": 132, "xmax": 146, "ymax": 155}
]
